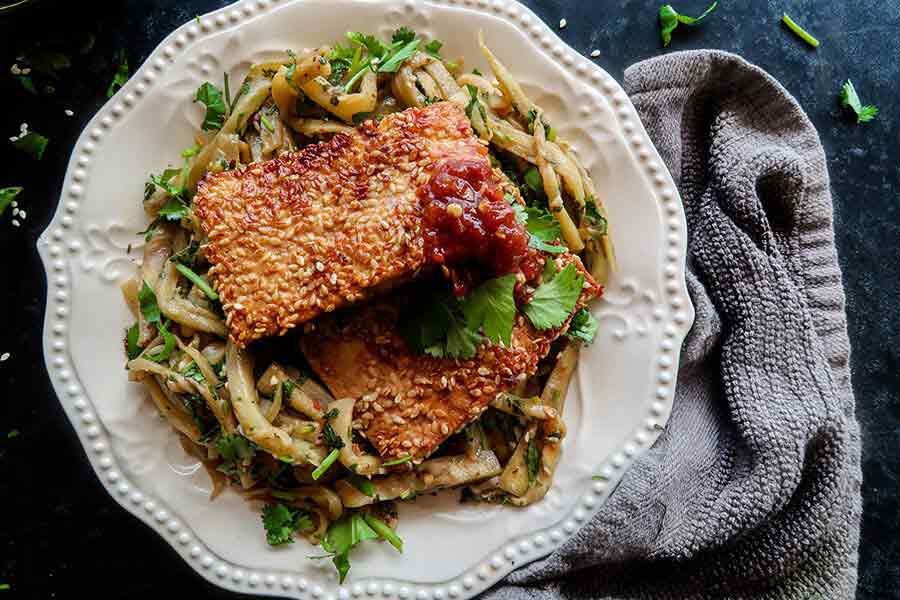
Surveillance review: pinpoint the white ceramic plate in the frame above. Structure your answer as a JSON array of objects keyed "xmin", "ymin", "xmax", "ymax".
[{"xmin": 38, "ymin": 1, "xmax": 693, "ymax": 598}]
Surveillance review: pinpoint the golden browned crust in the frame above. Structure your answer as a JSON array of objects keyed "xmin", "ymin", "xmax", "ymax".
[
  {"xmin": 301, "ymin": 256, "xmax": 601, "ymax": 462},
  {"xmin": 194, "ymin": 103, "xmax": 486, "ymax": 347}
]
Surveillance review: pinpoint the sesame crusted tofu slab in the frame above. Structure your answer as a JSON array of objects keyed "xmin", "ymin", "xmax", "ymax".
[
  {"xmin": 194, "ymin": 102, "xmax": 486, "ymax": 347},
  {"xmin": 301, "ymin": 255, "xmax": 601, "ymax": 462}
]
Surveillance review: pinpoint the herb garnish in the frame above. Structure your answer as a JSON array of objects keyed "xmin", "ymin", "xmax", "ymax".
[
  {"xmin": 840, "ymin": 80, "xmax": 878, "ymax": 124},
  {"xmin": 0, "ymin": 187, "xmax": 22, "ymax": 218},
  {"xmin": 107, "ymin": 49, "xmax": 129, "ymax": 98},
  {"xmin": 658, "ymin": 2, "xmax": 718, "ymax": 47},
  {"xmin": 525, "ymin": 439, "xmax": 541, "ymax": 484},
  {"xmin": 346, "ymin": 473, "xmax": 376, "ymax": 497},
  {"xmin": 174, "ymin": 263, "xmax": 219, "ymax": 301},
  {"xmin": 567, "ymin": 308, "xmax": 598, "ymax": 344},
  {"xmin": 12, "ymin": 131, "xmax": 48, "ymax": 160},
  {"xmin": 125, "ymin": 323, "xmax": 141, "ymax": 360},
  {"xmin": 523, "ymin": 263, "xmax": 585, "ymax": 330},
  {"xmin": 137, "ymin": 281, "xmax": 176, "ymax": 362},
  {"xmin": 261, "ymin": 503, "xmax": 313, "ymax": 546},
  {"xmin": 315, "ymin": 513, "xmax": 379, "ymax": 583},
  {"xmin": 194, "ymin": 82, "xmax": 227, "ymax": 131},
  {"xmin": 313, "ymin": 409, "xmax": 344, "ymax": 480},
  {"xmin": 781, "ymin": 13, "xmax": 820, "ymax": 48},
  {"xmin": 382, "ymin": 455, "xmax": 413, "ymax": 467}
]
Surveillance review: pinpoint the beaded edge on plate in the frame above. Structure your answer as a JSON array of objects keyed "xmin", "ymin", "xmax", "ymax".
[{"xmin": 36, "ymin": 0, "xmax": 692, "ymax": 599}]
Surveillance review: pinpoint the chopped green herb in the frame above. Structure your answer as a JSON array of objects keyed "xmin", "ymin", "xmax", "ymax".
[
  {"xmin": 346, "ymin": 473, "xmax": 376, "ymax": 497},
  {"xmin": 424, "ymin": 39, "xmax": 443, "ymax": 58},
  {"xmin": 463, "ymin": 84, "xmax": 489, "ymax": 133},
  {"xmin": 107, "ymin": 49, "xmax": 129, "ymax": 98},
  {"xmin": 181, "ymin": 144, "xmax": 200, "ymax": 158},
  {"xmin": 260, "ymin": 114, "xmax": 275, "ymax": 132},
  {"xmin": 567, "ymin": 308, "xmax": 598, "ymax": 344},
  {"xmin": 174, "ymin": 263, "xmax": 219, "ymax": 301},
  {"xmin": 460, "ymin": 274, "xmax": 517, "ymax": 347},
  {"xmin": 523, "ymin": 206, "xmax": 566, "ymax": 254},
  {"xmin": 146, "ymin": 320, "xmax": 176, "ymax": 362},
  {"xmin": 157, "ymin": 197, "xmax": 190, "ymax": 222},
  {"xmin": 0, "ymin": 187, "xmax": 23, "ymax": 218},
  {"xmin": 781, "ymin": 13, "xmax": 819, "ymax": 48},
  {"xmin": 363, "ymin": 514, "xmax": 403, "ymax": 552},
  {"xmin": 182, "ymin": 362, "xmax": 206, "ymax": 385},
  {"xmin": 262, "ymin": 503, "xmax": 313, "ymax": 546},
  {"xmin": 223, "ymin": 71, "xmax": 232, "ymax": 112},
  {"xmin": 18, "ymin": 75, "xmax": 36, "ymax": 94},
  {"xmin": 138, "ymin": 281, "xmax": 161, "ymax": 324},
  {"xmin": 312, "ymin": 448, "xmax": 341, "ymax": 480},
  {"xmin": 216, "ymin": 433, "xmax": 255, "ymax": 464},
  {"xmin": 382, "ymin": 455, "xmax": 413, "ymax": 467},
  {"xmin": 523, "ymin": 263, "xmax": 585, "ymax": 330},
  {"xmin": 12, "ymin": 131, "xmax": 48, "ymax": 160},
  {"xmin": 541, "ymin": 258, "xmax": 558, "ymax": 283},
  {"xmin": 525, "ymin": 439, "xmax": 540, "ymax": 484},
  {"xmin": 583, "ymin": 196, "xmax": 608, "ymax": 238},
  {"xmin": 471, "ymin": 67, "xmax": 483, "ymax": 76},
  {"xmin": 0, "ymin": 583, "xmax": 9, "ymax": 590},
  {"xmin": 194, "ymin": 82, "xmax": 227, "ymax": 131},
  {"xmin": 658, "ymin": 2, "xmax": 718, "ymax": 47},
  {"xmin": 7, "ymin": 430, "xmax": 19, "ymax": 439},
  {"xmin": 392, "ymin": 27, "xmax": 416, "ymax": 45},
  {"xmin": 523, "ymin": 166, "xmax": 543, "ymax": 194},
  {"xmin": 591, "ymin": 474, "xmax": 608, "ymax": 481},
  {"xmin": 378, "ymin": 38, "xmax": 420, "ymax": 73},
  {"xmin": 840, "ymin": 80, "xmax": 878, "ymax": 124},
  {"xmin": 318, "ymin": 513, "xmax": 379, "ymax": 583},
  {"xmin": 125, "ymin": 323, "xmax": 141, "ymax": 360}
]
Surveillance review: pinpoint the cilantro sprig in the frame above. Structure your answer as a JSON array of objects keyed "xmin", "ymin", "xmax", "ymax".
[
  {"xmin": 12, "ymin": 131, "xmax": 48, "ymax": 160},
  {"xmin": 840, "ymin": 80, "xmax": 878, "ymax": 124},
  {"xmin": 136, "ymin": 281, "xmax": 176, "ymax": 362},
  {"xmin": 262, "ymin": 503, "xmax": 313, "ymax": 546},
  {"xmin": 340, "ymin": 28, "xmax": 442, "ymax": 92},
  {"xmin": 567, "ymin": 308, "xmax": 598, "ymax": 344},
  {"xmin": 315, "ymin": 513, "xmax": 402, "ymax": 583},
  {"xmin": 524, "ymin": 263, "xmax": 585, "ymax": 330},
  {"xmin": 107, "ymin": 49, "xmax": 129, "ymax": 98},
  {"xmin": 658, "ymin": 2, "xmax": 718, "ymax": 47},
  {"xmin": 194, "ymin": 82, "xmax": 227, "ymax": 131},
  {"xmin": 781, "ymin": 13, "xmax": 819, "ymax": 48}
]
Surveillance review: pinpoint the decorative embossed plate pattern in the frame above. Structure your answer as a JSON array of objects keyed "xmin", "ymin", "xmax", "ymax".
[{"xmin": 37, "ymin": 1, "xmax": 693, "ymax": 598}]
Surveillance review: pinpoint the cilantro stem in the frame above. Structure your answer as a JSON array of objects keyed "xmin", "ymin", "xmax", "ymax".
[
  {"xmin": 271, "ymin": 489, "xmax": 298, "ymax": 501},
  {"xmin": 363, "ymin": 514, "xmax": 403, "ymax": 552},
  {"xmin": 260, "ymin": 114, "xmax": 275, "ymax": 132},
  {"xmin": 382, "ymin": 455, "xmax": 412, "ymax": 467},
  {"xmin": 343, "ymin": 60, "xmax": 372, "ymax": 93},
  {"xmin": 223, "ymin": 72, "xmax": 232, "ymax": 113},
  {"xmin": 312, "ymin": 448, "xmax": 341, "ymax": 480},
  {"xmin": 174, "ymin": 263, "xmax": 219, "ymax": 301},
  {"xmin": 782, "ymin": 14, "xmax": 819, "ymax": 48}
]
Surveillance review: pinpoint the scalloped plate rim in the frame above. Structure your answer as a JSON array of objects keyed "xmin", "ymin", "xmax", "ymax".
[{"xmin": 37, "ymin": 1, "xmax": 694, "ymax": 598}]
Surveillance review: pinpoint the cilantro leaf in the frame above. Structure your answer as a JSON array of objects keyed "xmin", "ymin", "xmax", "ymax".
[
  {"xmin": 567, "ymin": 308, "xmax": 598, "ymax": 344},
  {"xmin": 392, "ymin": 27, "xmax": 416, "ymax": 44},
  {"xmin": 18, "ymin": 75, "xmax": 36, "ymax": 94},
  {"xmin": 320, "ymin": 513, "xmax": 380, "ymax": 583},
  {"xmin": 216, "ymin": 433, "xmax": 255, "ymax": 463},
  {"xmin": 363, "ymin": 514, "xmax": 403, "ymax": 552},
  {"xmin": 524, "ymin": 207, "xmax": 566, "ymax": 254},
  {"xmin": 262, "ymin": 503, "xmax": 313, "ymax": 546},
  {"xmin": 146, "ymin": 321, "xmax": 176, "ymax": 362},
  {"xmin": 424, "ymin": 39, "xmax": 443, "ymax": 58},
  {"xmin": 583, "ymin": 196, "xmax": 608, "ymax": 238},
  {"xmin": 658, "ymin": 2, "xmax": 718, "ymax": 47},
  {"xmin": 378, "ymin": 38, "xmax": 421, "ymax": 73},
  {"xmin": 346, "ymin": 32, "xmax": 389, "ymax": 59},
  {"xmin": 125, "ymin": 323, "xmax": 141, "ymax": 360},
  {"xmin": 12, "ymin": 131, "xmax": 48, "ymax": 160},
  {"xmin": 541, "ymin": 258, "xmax": 558, "ymax": 283},
  {"xmin": 523, "ymin": 263, "xmax": 585, "ymax": 330},
  {"xmin": 157, "ymin": 197, "xmax": 190, "ymax": 222},
  {"xmin": 138, "ymin": 281, "xmax": 161, "ymax": 324},
  {"xmin": 194, "ymin": 82, "xmax": 227, "ymax": 131},
  {"xmin": 444, "ymin": 310, "xmax": 483, "ymax": 359},
  {"xmin": 523, "ymin": 166, "xmax": 543, "ymax": 195},
  {"xmin": 461, "ymin": 274, "xmax": 517, "ymax": 347},
  {"xmin": 840, "ymin": 80, "xmax": 878, "ymax": 124},
  {"xmin": 526, "ymin": 439, "xmax": 541, "ymax": 484},
  {"xmin": 346, "ymin": 473, "xmax": 376, "ymax": 497},
  {"xmin": 107, "ymin": 49, "xmax": 129, "ymax": 98},
  {"xmin": 0, "ymin": 187, "xmax": 23, "ymax": 218}
]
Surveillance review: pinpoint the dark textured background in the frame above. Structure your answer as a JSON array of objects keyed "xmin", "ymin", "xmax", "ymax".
[{"xmin": 0, "ymin": 1, "xmax": 897, "ymax": 598}]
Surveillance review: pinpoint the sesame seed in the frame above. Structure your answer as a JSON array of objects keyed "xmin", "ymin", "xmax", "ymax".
[
  {"xmin": 0, "ymin": 352, "xmax": 9, "ymax": 362},
  {"xmin": 64, "ymin": 109, "xmax": 74, "ymax": 117},
  {"xmin": 559, "ymin": 18, "xmax": 567, "ymax": 29},
  {"xmin": 11, "ymin": 219, "xmax": 20, "ymax": 227},
  {"xmin": 590, "ymin": 49, "xmax": 600, "ymax": 58},
  {"xmin": 18, "ymin": 210, "xmax": 26, "ymax": 219}
]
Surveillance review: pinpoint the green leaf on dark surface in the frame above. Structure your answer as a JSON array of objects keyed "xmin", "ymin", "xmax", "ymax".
[
  {"xmin": 840, "ymin": 80, "xmax": 878, "ymax": 124},
  {"xmin": 658, "ymin": 2, "xmax": 718, "ymax": 47},
  {"xmin": 107, "ymin": 49, "xmax": 129, "ymax": 98},
  {"xmin": 12, "ymin": 131, "xmax": 48, "ymax": 160},
  {"xmin": 0, "ymin": 187, "xmax": 23, "ymax": 217}
]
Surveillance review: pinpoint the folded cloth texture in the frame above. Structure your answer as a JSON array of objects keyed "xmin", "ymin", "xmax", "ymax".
[{"xmin": 485, "ymin": 50, "xmax": 862, "ymax": 599}]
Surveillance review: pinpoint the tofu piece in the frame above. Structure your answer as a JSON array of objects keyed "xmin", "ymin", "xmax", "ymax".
[
  {"xmin": 301, "ymin": 255, "xmax": 601, "ymax": 461},
  {"xmin": 194, "ymin": 102, "xmax": 486, "ymax": 347}
]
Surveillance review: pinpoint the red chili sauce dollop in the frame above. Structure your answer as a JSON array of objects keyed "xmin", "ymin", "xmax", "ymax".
[{"xmin": 419, "ymin": 158, "xmax": 540, "ymax": 294}]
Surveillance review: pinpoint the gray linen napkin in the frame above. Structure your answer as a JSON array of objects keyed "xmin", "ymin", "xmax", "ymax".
[{"xmin": 485, "ymin": 50, "xmax": 862, "ymax": 599}]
